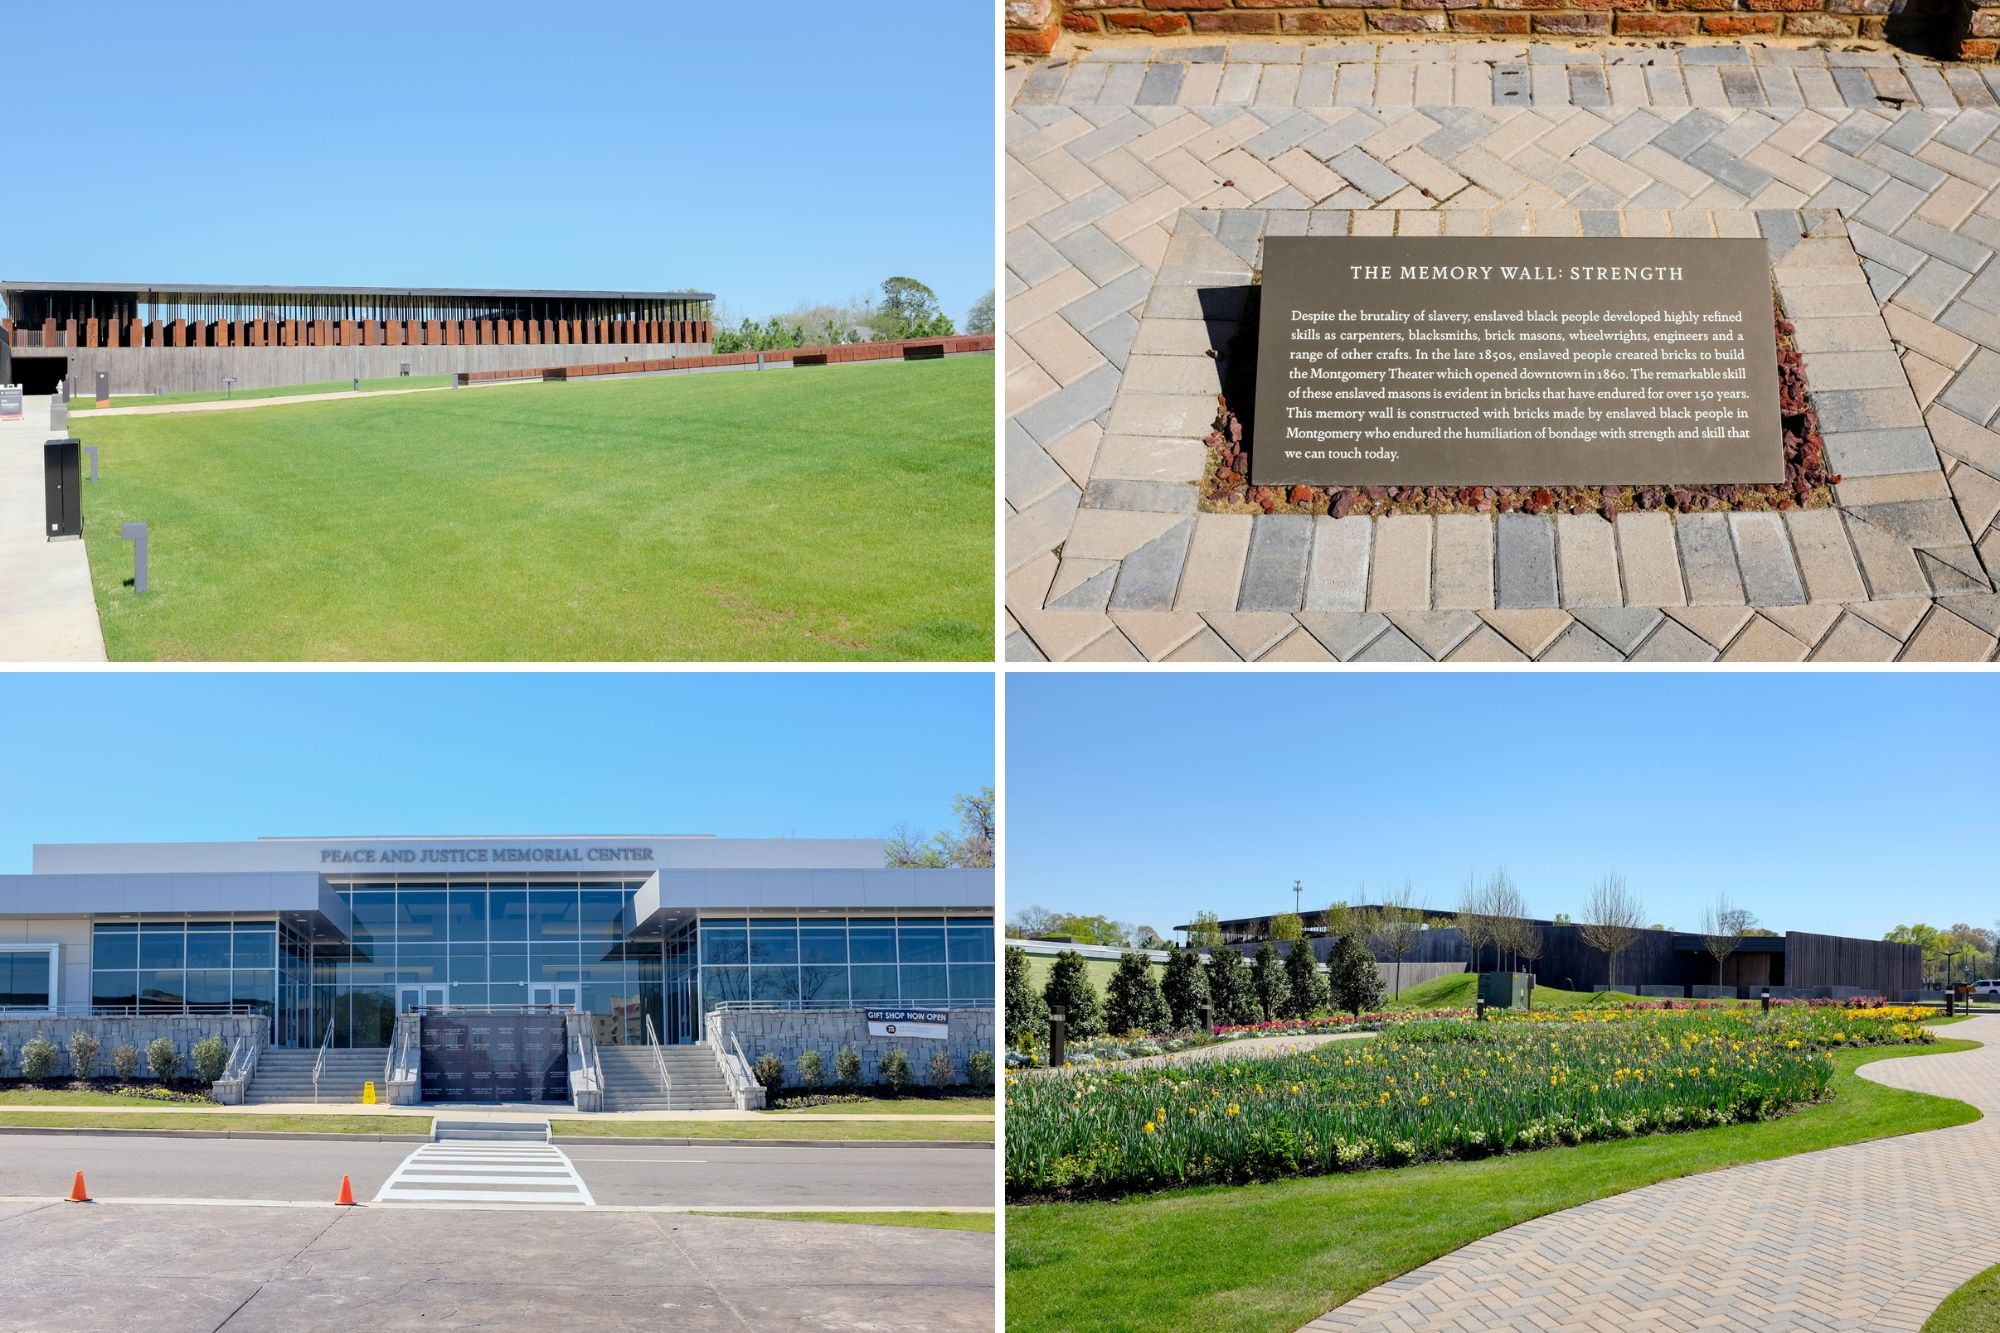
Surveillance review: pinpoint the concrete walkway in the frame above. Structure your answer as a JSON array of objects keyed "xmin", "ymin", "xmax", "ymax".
[
  {"xmin": 1307, "ymin": 1015, "xmax": 2000, "ymax": 1333},
  {"xmin": 0, "ymin": 396, "xmax": 105, "ymax": 662}
]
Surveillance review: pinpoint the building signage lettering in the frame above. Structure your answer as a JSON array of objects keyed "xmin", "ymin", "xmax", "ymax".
[
  {"xmin": 1251, "ymin": 237, "xmax": 1782, "ymax": 487},
  {"xmin": 865, "ymin": 1009, "xmax": 950, "ymax": 1041},
  {"xmin": 319, "ymin": 845, "xmax": 656, "ymax": 864}
]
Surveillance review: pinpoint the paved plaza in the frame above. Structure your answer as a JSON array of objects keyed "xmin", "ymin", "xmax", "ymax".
[
  {"xmin": 0, "ymin": 396, "xmax": 105, "ymax": 662},
  {"xmin": 1304, "ymin": 1014, "xmax": 2000, "ymax": 1332},
  {"xmin": 1006, "ymin": 38, "xmax": 2000, "ymax": 660}
]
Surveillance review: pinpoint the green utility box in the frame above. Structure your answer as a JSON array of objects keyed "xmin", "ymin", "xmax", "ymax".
[{"xmin": 1478, "ymin": 971, "xmax": 1534, "ymax": 1010}]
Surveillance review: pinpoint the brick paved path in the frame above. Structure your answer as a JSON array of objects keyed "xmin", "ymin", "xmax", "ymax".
[
  {"xmin": 1302, "ymin": 1014, "xmax": 2000, "ymax": 1332},
  {"xmin": 1006, "ymin": 39, "xmax": 2000, "ymax": 660}
]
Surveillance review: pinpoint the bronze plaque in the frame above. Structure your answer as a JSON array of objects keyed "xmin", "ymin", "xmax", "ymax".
[{"xmin": 1251, "ymin": 237, "xmax": 1784, "ymax": 486}]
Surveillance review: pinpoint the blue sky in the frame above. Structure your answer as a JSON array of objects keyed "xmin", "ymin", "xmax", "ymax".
[
  {"xmin": 1007, "ymin": 673, "xmax": 1998, "ymax": 943},
  {"xmin": 3, "ymin": 2, "xmax": 992, "ymax": 328},
  {"xmin": 0, "ymin": 673, "xmax": 992, "ymax": 871}
]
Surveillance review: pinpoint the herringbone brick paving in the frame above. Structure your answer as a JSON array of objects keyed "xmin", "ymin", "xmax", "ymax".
[
  {"xmin": 1303, "ymin": 1014, "xmax": 2000, "ymax": 1332},
  {"xmin": 1006, "ymin": 39, "xmax": 2000, "ymax": 660}
]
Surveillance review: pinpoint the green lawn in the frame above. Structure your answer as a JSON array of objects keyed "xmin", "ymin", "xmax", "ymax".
[
  {"xmin": 1926, "ymin": 1262, "xmax": 2000, "ymax": 1331},
  {"xmin": 764, "ymin": 1097, "xmax": 995, "ymax": 1116},
  {"xmin": 71, "ymin": 374, "xmax": 451, "ymax": 410},
  {"xmin": 553, "ymin": 1117, "xmax": 992, "ymax": 1142},
  {"xmin": 1006, "ymin": 1039, "xmax": 1982, "ymax": 1333},
  {"xmin": 693, "ymin": 1210, "xmax": 993, "ymax": 1232},
  {"xmin": 0, "ymin": 1111, "xmax": 432, "ymax": 1134},
  {"xmin": 75, "ymin": 357, "xmax": 992, "ymax": 660}
]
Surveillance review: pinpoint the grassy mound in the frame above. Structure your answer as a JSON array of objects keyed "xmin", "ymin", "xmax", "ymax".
[{"xmin": 77, "ymin": 357, "xmax": 992, "ymax": 660}]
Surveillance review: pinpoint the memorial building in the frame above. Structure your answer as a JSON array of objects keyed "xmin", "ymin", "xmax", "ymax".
[
  {"xmin": 0, "ymin": 834, "xmax": 994, "ymax": 1051},
  {"xmin": 0, "ymin": 281, "xmax": 716, "ymax": 394}
]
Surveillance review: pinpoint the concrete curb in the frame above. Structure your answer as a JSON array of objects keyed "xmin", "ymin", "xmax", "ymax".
[{"xmin": 0, "ymin": 1125, "xmax": 990, "ymax": 1148}]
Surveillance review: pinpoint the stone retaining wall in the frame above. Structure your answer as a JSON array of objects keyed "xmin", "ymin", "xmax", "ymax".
[
  {"xmin": 0, "ymin": 1015, "xmax": 266, "ymax": 1077},
  {"xmin": 704, "ymin": 1008, "xmax": 997, "ymax": 1088}
]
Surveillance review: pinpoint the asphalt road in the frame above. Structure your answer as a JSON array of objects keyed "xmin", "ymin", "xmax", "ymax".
[{"xmin": 0, "ymin": 1134, "xmax": 993, "ymax": 1209}]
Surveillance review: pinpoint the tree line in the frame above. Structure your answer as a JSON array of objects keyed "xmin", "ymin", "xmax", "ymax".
[{"xmin": 711, "ymin": 277, "xmax": 993, "ymax": 353}]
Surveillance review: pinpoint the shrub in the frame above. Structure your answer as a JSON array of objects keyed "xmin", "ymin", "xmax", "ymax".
[
  {"xmin": 1204, "ymin": 949, "xmax": 1260, "ymax": 1026},
  {"xmin": 1004, "ymin": 946, "xmax": 1049, "ymax": 1050},
  {"xmin": 968, "ymin": 1048, "xmax": 995, "ymax": 1090},
  {"xmin": 1330, "ymin": 932, "xmax": 1387, "ymax": 1015},
  {"xmin": 1251, "ymin": 942, "xmax": 1290, "ymax": 1022},
  {"xmin": 191, "ymin": 1035, "xmax": 230, "ymax": 1084},
  {"xmin": 67, "ymin": 1032, "xmax": 101, "ymax": 1080},
  {"xmin": 834, "ymin": 1044, "xmax": 862, "ymax": 1090},
  {"xmin": 1104, "ymin": 951, "xmax": 1171, "ymax": 1037},
  {"xmin": 751, "ymin": 1053, "xmax": 784, "ymax": 1093},
  {"xmin": 880, "ymin": 1047, "xmax": 913, "ymax": 1094},
  {"xmin": 1161, "ymin": 944, "xmax": 1211, "ymax": 1031},
  {"xmin": 111, "ymin": 1044, "xmax": 139, "ymax": 1079},
  {"xmin": 19, "ymin": 1036, "xmax": 59, "ymax": 1081},
  {"xmin": 927, "ymin": 1047, "xmax": 956, "ymax": 1088},
  {"xmin": 146, "ymin": 1037, "xmax": 180, "ymax": 1081},
  {"xmin": 796, "ymin": 1049, "xmax": 826, "ymax": 1088},
  {"xmin": 1283, "ymin": 941, "xmax": 1330, "ymax": 1019},
  {"xmin": 1042, "ymin": 950, "xmax": 1103, "ymax": 1039}
]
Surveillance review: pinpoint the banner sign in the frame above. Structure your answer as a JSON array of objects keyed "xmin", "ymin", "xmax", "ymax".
[
  {"xmin": 0, "ymin": 386, "xmax": 20, "ymax": 420},
  {"xmin": 865, "ymin": 1008, "xmax": 949, "ymax": 1041}
]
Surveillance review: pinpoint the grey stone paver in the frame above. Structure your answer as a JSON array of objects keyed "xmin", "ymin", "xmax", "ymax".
[
  {"xmin": 1007, "ymin": 41, "xmax": 2000, "ymax": 661},
  {"xmin": 1311, "ymin": 1018, "xmax": 2000, "ymax": 1332}
]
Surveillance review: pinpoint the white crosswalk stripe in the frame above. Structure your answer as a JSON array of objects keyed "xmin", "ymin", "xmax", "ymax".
[{"xmin": 374, "ymin": 1140, "xmax": 595, "ymax": 1205}]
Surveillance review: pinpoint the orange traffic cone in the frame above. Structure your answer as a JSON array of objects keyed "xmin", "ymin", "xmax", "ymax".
[
  {"xmin": 335, "ymin": 1174, "xmax": 355, "ymax": 1206},
  {"xmin": 67, "ymin": 1171, "xmax": 89, "ymax": 1203}
]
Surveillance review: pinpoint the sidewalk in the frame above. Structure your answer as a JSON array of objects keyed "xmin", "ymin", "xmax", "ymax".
[
  {"xmin": 0, "ymin": 396, "xmax": 106, "ymax": 661},
  {"xmin": 1308, "ymin": 1014, "xmax": 2000, "ymax": 1331},
  {"xmin": 1006, "ymin": 38, "xmax": 2000, "ymax": 660}
]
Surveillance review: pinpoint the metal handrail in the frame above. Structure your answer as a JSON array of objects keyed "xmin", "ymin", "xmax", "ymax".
[
  {"xmin": 219, "ymin": 1037, "xmax": 251, "ymax": 1085},
  {"xmin": 311, "ymin": 1021, "xmax": 334, "ymax": 1105},
  {"xmin": 645, "ymin": 1014, "xmax": 672, "ymax": 1110}
]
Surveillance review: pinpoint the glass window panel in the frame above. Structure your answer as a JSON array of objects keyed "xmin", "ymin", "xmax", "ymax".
[
  {"xmin": 848, "ymin": 923, "xmax": 897, "ymax": 965},
  {"xmin": 581, "ymin": 890, "xmax": 626, "ymax": 943},
  {"xmin": 749, "ymin": 923, "xmax": 798, "ymax": 965},
  {"xmin": 313, "ymin": 943, "xmax": 351, "ymax": 986},
  {"xmin": 0, "ymin": 952, "xmax": 49, "ymax": 1007},
  {"xmin": 579, "ymin": 961, "xmax": 624, "ymax": 983},
  {"xmin": 449, "ymin": 982, "xmax": 488, "ymax": 1006},
  {"xmin": 899, "ymin": 964, "xmax": 948, "ymax": 1001},
  {"xmin": 397, "ymin": 889, "xmax": 447, "ymax": 941},
  {"xmin": 947, "ymin": 923, "xmax": 995, "ymax": 963},
  {"xmin": 800, "ymin": 965, "xmax": 849, "ymax": 1007},
  {"xmin": 93, "ymin": 971, "xmax": 138, "ymax": 1010},
  {"xmin": 530, "ymin": 954, "xmax": 582, "ymax": 984},
  {"xmin": 349, "ymin": 987, "xmax": 395, "ymax": 1046},
  {"xmin": 800, "ymin": 928, "xmax": 847, "ymax": 965},
  {"xmin": 447, "ymin": 945, "xmax": 488, "ymax": 981},
  {"xmin": 700, "ymin": 927, "xmax": 747, "ymax": 966},
  {"xmin": 187, "ymin": 969, "xmax": 232, "ymax": 1007},
  {"xmin": 232, "ymin": 930, "xmax": 276, "ymax": 969},
  {"xmin": 349, "ymin": 955, "xmax": 397, "ymax": 986},
  {"xmin": 139, "ymin": 926, "xmax": 184, "ymax": 970},
  {"xmin": 487, "ymin": 982, "xmax": 527, "ymax": 1005},
  {"xmin": 489, "ymin": 952, "xmax": 527, "ymax": 984},
  {"xmin": 447, "ymin": 891, "xmax": 487, "ymax": 940},
  {"xmin": 490, "ymin": 888, "xmax": 528, "ymax": 941},
  {"xmin": 139, "ymin": 970, "xmax": 185, "ymax": 1011},
  {"xmin": 849, "ymin": 965, "xmax": 899, "ymax": 1002},
  {"xmin": 528, "ymin": 889, "xmax": 579, "ymax": 942},
  {"xmin": 949, "ymin": 963, "xmax": 995, "ymax": 1001},
  {"xmin": 395, "ymin": 949, "xmax": 444, "ymax": 982},
  {"xmin": 349, "ymin": 892, "xmax": 396, "ymax": 941},
  {"xmin": 701, "ymin": 966, "xmax": 748, "ymax": 1008},
  {"xmin": 186, "ymin": 924, "xmax": 232, "ymax": 968},
  {"xmin": 92, "ymin": 924, "xmax": 138, "ymax": 971},
  {"xmin": 897, "ymin": 925, "xmax": 946, "ymax": 965},
  {"xmin": 233, "ymin": 970, "xmax": 275, "ymax": 1004},
  {"xmin": 750, "ymin": 966, "xmax": 800, "ymax": 1003}
]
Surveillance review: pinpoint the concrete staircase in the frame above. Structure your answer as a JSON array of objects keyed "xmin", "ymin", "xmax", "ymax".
[
  {"xmin": 243, "ymin": 1048, "xmax": 388, "ymax": 1105},
  {"xmin": 598, "ymin": 1044, "xmax": 734, "ymax": 1112}
]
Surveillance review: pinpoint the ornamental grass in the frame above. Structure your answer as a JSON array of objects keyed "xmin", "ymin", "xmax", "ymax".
[{"xmin": 1005, "ymin": 1007, "xmax": 1933, "ymax": 1199}]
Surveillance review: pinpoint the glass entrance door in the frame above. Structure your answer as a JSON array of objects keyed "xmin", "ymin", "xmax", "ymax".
[
  {"xmin": 399, "ymin": 985, "xmax": 443, "ymax": 1012},
  {"xmin": 531, "ymin": 985, "xmax": 577, "ymax": 1009}
]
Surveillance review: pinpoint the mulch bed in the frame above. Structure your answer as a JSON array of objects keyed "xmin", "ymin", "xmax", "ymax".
[{"xmin": 1201, "ymin": 306, "xmax": 1836, "ymax": 519}]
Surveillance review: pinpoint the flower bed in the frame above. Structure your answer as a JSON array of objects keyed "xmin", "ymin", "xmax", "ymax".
[{"xmin": 1005, "ymin": 1008, "xmax": 1931, "ymax": 1200}]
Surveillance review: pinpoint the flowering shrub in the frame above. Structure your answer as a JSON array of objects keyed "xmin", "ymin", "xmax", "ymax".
[{"xmin": 1005, "ymin": 1008, "xmax": 1931, "ymax": 1198}]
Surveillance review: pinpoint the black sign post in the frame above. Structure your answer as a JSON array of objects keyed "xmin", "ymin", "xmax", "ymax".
[{"xmin": 1253, "ymin": 237, "xmax": 1783, "ymax": 487}]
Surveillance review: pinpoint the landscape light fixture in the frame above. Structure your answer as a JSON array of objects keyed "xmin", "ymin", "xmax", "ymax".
[
  {"xmin": 120, "ymin": 522, "xmax": 148, "ymax": 593},
  {"xmin": 221, "ymin": 377, "xmax": 236, "ymax": 400},
  {"xmin": 1943, "ymin": 948, "xmax": 1962, "ymax": 994}
]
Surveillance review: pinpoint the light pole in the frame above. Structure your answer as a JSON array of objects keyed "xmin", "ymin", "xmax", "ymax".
[
  {"xmin": 1293, "ymin": 879, "xmax": 1302, "ymax": 917},
  {"xmin": 1943, "ymin": 948, "xmax": 1962, "ymax": 996}
]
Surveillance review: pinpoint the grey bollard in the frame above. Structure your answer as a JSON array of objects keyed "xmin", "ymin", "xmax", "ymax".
[
  {"xmin": 757, "ymin": 352, "xmax": 765, "ymax": 371},
  {"xmin": 120, "ymin": 522, "xmax": 148, "ymax": 592},
  {"xmin": 1761, "ymin": 988, "xmax": 1770, "ymax": 1014},
  {"xmin": 82, "ymin": 445, "xmax": 97, "ymax": 481},
  {"xmin": 1476, "ymin": 997, "xmax": 1487, "ymax": 1023},
  {"xmin": 352, "ymin": 377, "xmax": 359, "ymax": 392},
  {"xmin": 1200, "ymin": 1002, "xmax": 1213, "ymax": 1033},
  {"xmin": 1048, "ymin": 1006, "xmax": 1066, "ymax": 1069}
]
